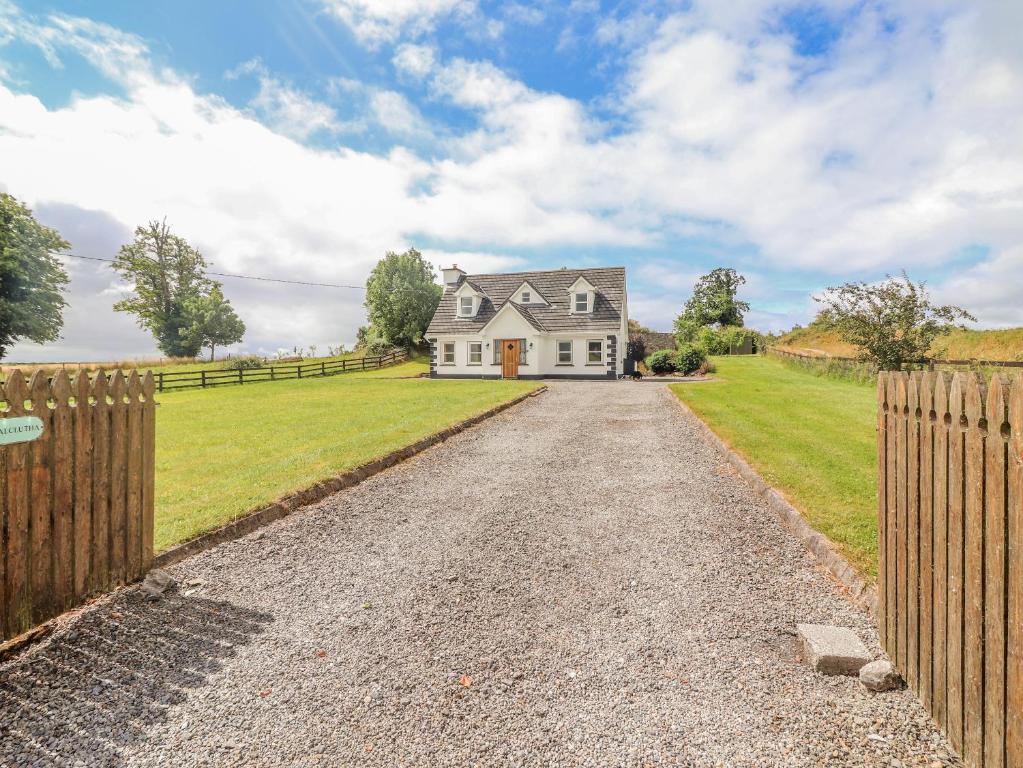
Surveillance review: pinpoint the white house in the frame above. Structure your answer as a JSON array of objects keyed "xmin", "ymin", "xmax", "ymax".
[{"xmin": 425, "ymin": 266, "xmax": 628, "ymax": 380}]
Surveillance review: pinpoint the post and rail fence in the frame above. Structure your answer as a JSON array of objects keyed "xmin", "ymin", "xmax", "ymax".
[
  {"xmin": 1, "ymin": 369, "xmax": 156, "ymax": 643},
  {"xmin": 877, "ymin": 370, "xmax": 1021, "ymax": 768},
  {"xmin": 0, "ymin": 350, "xmax": 410, "ymax": 394}
]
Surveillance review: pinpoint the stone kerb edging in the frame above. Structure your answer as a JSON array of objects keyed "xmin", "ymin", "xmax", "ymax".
[
  {"xmin": 154, "ymin": 385, "xmax": 548, "ymax": 569},
  {"xmin": 670, "ymin": 392, "xmax": 879, "ymax": 615}
]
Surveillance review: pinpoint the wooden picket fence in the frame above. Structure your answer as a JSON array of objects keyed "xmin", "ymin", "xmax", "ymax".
[
  {"xmin": 877, "ymin": 371, "xmax": 1021, "ymax": 768},
  {"xmin": 1, "ymin": 369, "xmax": 156, "ymax": 642}
]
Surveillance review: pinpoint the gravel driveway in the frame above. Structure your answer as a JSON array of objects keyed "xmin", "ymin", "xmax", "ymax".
[{"xmin": 1, "ymin": 382, "xmax": 957, "ymax": 767}]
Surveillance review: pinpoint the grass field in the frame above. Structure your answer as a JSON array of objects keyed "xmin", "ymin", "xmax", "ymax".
[
  {"xmin": 154, "ymin": 374, "xmax": 539, "ymax": 551},
  {"xmin": 670, "ymin": 355, "xmax": 879, "ymax": 578},
  {"xmin": 776, "ymin": 325, "xmax": 1023, "ymax": 361}
]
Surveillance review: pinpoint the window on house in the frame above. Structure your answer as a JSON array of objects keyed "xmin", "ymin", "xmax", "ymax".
[
  {"xmin": 442, "ymin": 342, "xmax": 455, "ymax": 364},
  {"xmin": 459, "ymin": 296, "xmax": 474, "ymax": 316},
  {"xmin": 521, "ymin": 291, "xmax": 530, "ymax": 303},
  {"xmin": 519, "ymin": 340, "xmax": 527, "ymax": 365},
  {"xmin": 557, "ymin": 340, "xmax": 572, "ymax": 364},
  {"xmin": 587, "ymin": 340, "xmax": 603, "ymax": 364},
  {"xmin": 468, "ymin": 341, "xmax": 482, "ymax": 365},
  {"xmin": 575, "ymin": 292, "xmax": 588, "ymax": 312}
]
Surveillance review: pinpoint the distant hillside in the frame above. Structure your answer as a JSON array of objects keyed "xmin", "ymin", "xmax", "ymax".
[{"xmin": 775, "ymin": 326, "xmax": 1023, "ymax": 361}]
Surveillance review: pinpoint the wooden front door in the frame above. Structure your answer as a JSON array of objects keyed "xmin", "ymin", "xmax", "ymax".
[{"xmin": 501, "ymin": 339, "xmax": 520, "ymax": 379}]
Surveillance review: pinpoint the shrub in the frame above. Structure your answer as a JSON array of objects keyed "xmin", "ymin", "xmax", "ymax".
[
  {"xmin": 364, "ymin": 338, "xmax": 392, "ymax": 356},
  {"xmin": 672, "ymin": 343, "xmax": 707, "ymax": 375},
  {"xmin": 696, "ymin": 359, "xmax": 716, "ymax": 375},
  {"xmin": 645, "ymin": 349, "xmax": 677, "ymax": 374},
  {"xmin": 223, "ymin": 355, "xmax": 264, "ymax": 370}
]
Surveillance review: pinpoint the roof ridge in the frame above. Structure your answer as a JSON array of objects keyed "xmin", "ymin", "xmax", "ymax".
[{"xmin": 466, "ymin": 266, "xmax": 625, "ymax": 279}]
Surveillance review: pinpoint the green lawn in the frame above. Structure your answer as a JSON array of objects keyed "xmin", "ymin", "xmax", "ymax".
[
  {"xmin": 154, "ymin": 375, "xmax": 539, "ymax": 551},
  {"xmin": 670, "ymin": 355, "xmax": 879, "ymax": 578}
]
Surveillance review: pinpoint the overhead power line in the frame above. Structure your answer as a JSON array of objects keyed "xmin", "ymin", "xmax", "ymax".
[{"xmin": 64, "ymin": 253, "xmax": 366, "ymax": 290}]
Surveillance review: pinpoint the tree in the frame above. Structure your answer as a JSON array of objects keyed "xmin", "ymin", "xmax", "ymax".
[
  {"xmin": 112, "ymin": 220, "xmax": 212, "ymax": 357},
  {"xmin": 0, "ymin": 194, "xmax": 70, "ymax": 360},
  {"xmin": 676, "ymin": 267, "xmax": 750, "ymax": 330},
  {"xmin": 179, "ymin": 284, "xmax": 246, "ymax": 361},
  {"xmin": 364, "ymin": 248, "xmax": 442, "ymax": 349},
  {"xmin": 628, "ymin": 318, "xmax": 653, "ymax": 334},
  {"xmin": 814, "ymin": 273, "xmax": 975, "ymax": 370}
]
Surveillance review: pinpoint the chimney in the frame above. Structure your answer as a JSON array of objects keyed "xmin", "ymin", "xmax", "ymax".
[{"xmin": 442, "ymin": 264, "xmax": 466, "ymax": 286}]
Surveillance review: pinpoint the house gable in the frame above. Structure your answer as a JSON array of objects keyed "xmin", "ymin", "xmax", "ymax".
[
  {"xmin": 453, "ymin": 280, "xmax": 485, "ymax": 318},
  {"xmin": 510, "ymin": 281, "xmax": 547, "ymax": 306},
  {"xmin": 479, "ymin": 301, "xmax": 544, "ymax": 337}
]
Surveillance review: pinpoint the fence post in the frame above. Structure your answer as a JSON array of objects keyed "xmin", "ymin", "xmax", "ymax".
[
  {"xmin": 238, "ymin": 368, "xmax": 243, "ymax": 385},
  {"xmin": 270, "ymin": 366, "xmax": 275, "ymax": 381},
  {"xmin": 298, "ymin": 364, "xmax": 303, "ymax": 379},
  {"xmin": 201, "ymin": 370, "xmax": 207, "ymax": 389},
  {"xmin": 321, "ymin": 361, "xmax": 326, "ymax": 376},
  {"xmin": 158, "ymin": 371, "xmax": 164, "ymax": 393}
]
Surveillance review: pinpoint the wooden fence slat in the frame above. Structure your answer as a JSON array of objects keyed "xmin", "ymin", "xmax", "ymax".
[
  {"xmin": 963, "ymin": 374, "xmax": 986, "ymax": 766},
  {"xmin": 878, "ymin": 374, "xmax": 889, "ymax": 651},
  {"xmin": 908, "ymin": 374, "xmax": 921, "ymax": 692},
  {"xmin": 0, "ymin": 397, "xmax": 6, "ymax": 636},
  {"xmin": 887, "ymin": 374, "xmax": 899, "ymax": 655},
  {"xmin": 984, "ymin": 375, "xmax": 1008, "ymax": 768},
  {"xmin": 3, "ymin": 372, "xmax": 30, "ymax": 638},
  {"xmin": 141, "ymin": 371, "xmax": 156, "ymax": 570},
  {"xmin": 919, "ymin": 372, "xmax": 935, "ymax": 710},
  {"xmin": 125, "ymin": 371, "xmax": 143, "ymax": 579},
  {"xmin": 27, "ymin": 371, "xmax": 54, "ymax": 626},
  {"xmin": 896, "ymin": 373, "xmax": 909, "ymax": 674},
  {"xmin": 948, "ymin": 373, "xmax": 966, "ymax": 752},
  {"xmin": 108, "ymin": 371, "xmax": 128, "ymax": 586},
  {"xmin": 91, "ymin": 371, "xmax": 111, "ymax": 591},
  {"xmin": 933, "ymin": 372, "xmax": 950, "ymax": 729},
  {"xmin": 1007, "ymin": 375, "xmax": 1023, "ymax": 768},
  {"xmin": 50, "ymin": 371, "xmax": 74, "ymax": 611},
  {"xmin": 71, "ymin": 371, "xmax": 92, "ymax": 599}
]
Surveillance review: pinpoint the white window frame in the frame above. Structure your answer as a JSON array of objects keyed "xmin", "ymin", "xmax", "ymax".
[
  {"xmin": 557, "ymin": 340, "xmax": 573, "ymax": 365},
  {"xmin": 467, "ymin": 341, "xmax": 482, "ymax": 365},
  {"xmin": 574, "ymin": 292, "xmax": 589, "ymax": 313},
  {"xmin": 441, "ymin": 341, "xmax": 455, "ymax": 364},
  {"xmin": 459, "ymin": 296, "xmax": 475, "ymax": 316},
  {"xmin": 521, "ymin": 291, "xmax": 530, "ymax": 303},
  {"xmin": 587, "ymin": 339, "xmax": 603, "ymax": 364}
]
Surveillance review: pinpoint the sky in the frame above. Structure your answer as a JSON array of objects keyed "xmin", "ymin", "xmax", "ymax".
[{"xmin": 1, "ymin": 0, "xmax": 1021, "ymax": 362}]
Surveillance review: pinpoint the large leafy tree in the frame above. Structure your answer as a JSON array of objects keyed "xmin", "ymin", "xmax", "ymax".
[
  {"xmin": 179, "ymin": 284, "xmax": 246, "ymax": 361},
  {"xmin": 112, "ymin": 220, "xmax": 212, "ymax": 357},
  {"xmin": 364, "ymin": 248, "xmax": 442, "ymax": 349},
  {"xmin": 0, "ymin": 193, "xmax": 70, "ymax": 360},
  {"xmin": 815, "ymin": 273, "xmax": 975, "ymax": 370},
  {"xmin": 677, "ymin": 267, "xmax": 750, "ymax": 329}
]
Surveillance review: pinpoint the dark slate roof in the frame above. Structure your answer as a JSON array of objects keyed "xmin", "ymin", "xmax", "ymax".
[{"xmin": 427, "ymin": 267, "xmax": 625, "ymax": 336}]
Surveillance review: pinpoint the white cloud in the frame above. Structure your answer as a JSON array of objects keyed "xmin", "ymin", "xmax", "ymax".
[
  {"xmin": 321, "ymin": 0, "xmax": 477, "ymax": 47},
  {"xmin": 392, "ymin": 43, "xmax": 436, "ymax": 79},
  {"xmin": 227, "ymin": 58, "xmax": 341, "ymax": 140}
]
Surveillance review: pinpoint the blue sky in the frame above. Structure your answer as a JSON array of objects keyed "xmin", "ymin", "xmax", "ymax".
[{"xmin": 1, "ymin": 0, "xmax": 1021, "ymax": 361}]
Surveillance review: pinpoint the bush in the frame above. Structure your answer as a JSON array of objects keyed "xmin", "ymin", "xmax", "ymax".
[
  {"xmin": 223, "ymin": 355, "xmax": 264, "ymax": 370},
  {"xmin": 672, "ymin": 343, "xmax": 707, "ymax": 375},
  {"xmin": 645, "ymin": 349, "xmax": 677, "ymax": 374}
]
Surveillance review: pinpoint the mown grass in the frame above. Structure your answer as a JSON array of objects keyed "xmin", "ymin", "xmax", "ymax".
[
  {"xmin": 154, "ymin": 375, "xmax": 540, "ymax": 551},
  {"xmin": 670, "ymin": 355, "xmax": 879, "ymax": 579}
]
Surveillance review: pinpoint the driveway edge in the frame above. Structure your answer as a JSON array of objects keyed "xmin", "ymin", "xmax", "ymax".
[
  {"xmin": 670, "ymin": 392, "xmax": 878, "ymax": 616},
  {"xmin": 154, "ymin": 385, "xmax": 547, "ymax": 570}
]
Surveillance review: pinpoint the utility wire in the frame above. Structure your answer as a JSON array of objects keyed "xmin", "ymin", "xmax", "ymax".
[{"xmin": 64, "ymin": 253, "xmax": 366, "ymax": 290}]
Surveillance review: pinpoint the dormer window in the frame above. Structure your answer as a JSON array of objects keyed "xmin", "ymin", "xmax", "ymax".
[
  {"xmin": 521, "ymin": 291, "xmax": 531, "ymax": 303},
  {"xmin": 567, "ymin": 276, "xmax": 596, "ymax": 314},
  {"xmin": 459, "ymin": 296, "xmax": 474, "ymax": 316},
  {"xmin": 574, "ymin": 293, "xmax": 588, "ymax": 312}
]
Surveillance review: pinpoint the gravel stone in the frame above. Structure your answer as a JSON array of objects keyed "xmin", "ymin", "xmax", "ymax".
[
  {"xmin": 861, "ymin": 660, "xmax": 903, "ymax": 692},
  {"xmin": 0, "ymin": 382, "xmax": 962, "ymax": 767}
]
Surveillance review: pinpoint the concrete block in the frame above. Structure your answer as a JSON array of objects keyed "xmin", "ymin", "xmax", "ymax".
[{"xmin": 796, "ymin": 623, "xmax": 871, "ymax": 676}]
